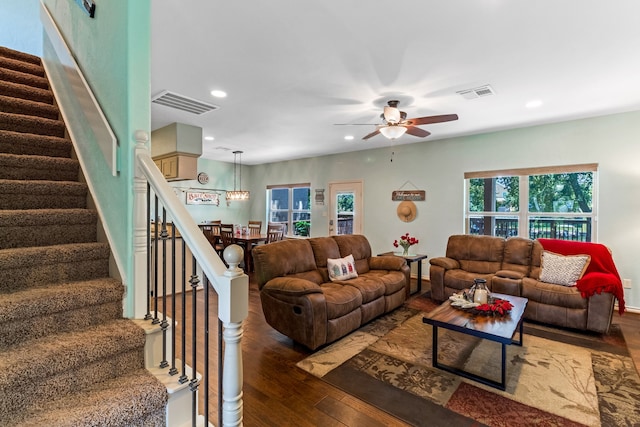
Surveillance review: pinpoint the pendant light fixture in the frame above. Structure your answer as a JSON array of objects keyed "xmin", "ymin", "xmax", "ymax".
[{"xmin": 226, "ymin": 150, "xmax": 250, "ymax": 201}]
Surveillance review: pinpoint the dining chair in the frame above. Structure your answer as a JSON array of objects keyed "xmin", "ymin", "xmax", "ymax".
[
  {"xmin": 248, "ymin": 220, "xmax": 262, "ymax": 235},
  {"xmin": 219, "ymin": 229, "xmax": 236, "ymax": 249},
  {"xmin": 199, "ymin": 224, "xmax": 224, "ymax": 257},
  {"xmin": 265, "ymin": 228, "xmax": 285, "ymax": 244}
]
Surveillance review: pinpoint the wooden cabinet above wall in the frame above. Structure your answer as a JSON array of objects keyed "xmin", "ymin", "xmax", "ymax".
[{"xmin": 153, "ymin": 154, "xmax": 198, "ymax": 181}]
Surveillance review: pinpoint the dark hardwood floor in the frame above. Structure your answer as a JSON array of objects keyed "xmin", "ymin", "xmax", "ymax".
[{"xmin": 160, "ymin": 274, "xmax": 640, "ymax": 426}]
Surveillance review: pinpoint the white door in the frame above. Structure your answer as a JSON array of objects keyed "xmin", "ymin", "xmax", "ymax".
[{"xmin": 328, "ymin": 181, "xmax": 363, "ymax": 235}]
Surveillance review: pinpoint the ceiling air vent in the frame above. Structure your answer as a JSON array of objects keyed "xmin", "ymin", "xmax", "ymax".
[
  {"xmin": 152, "ymin": 90, "xmax": 219, "ymax": 115},
  {"xmin": 457, "ymin": 85, "xmax": 495, "ymax": 100}
]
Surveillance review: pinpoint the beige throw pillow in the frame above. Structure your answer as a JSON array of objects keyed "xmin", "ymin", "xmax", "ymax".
[
  {"xmin": 327, "ymin": 254, "xmax": 358, "ymax": 281},
  {"xmin": 539, "ymin": 250, "xmax": 590, "ymax": 286}
]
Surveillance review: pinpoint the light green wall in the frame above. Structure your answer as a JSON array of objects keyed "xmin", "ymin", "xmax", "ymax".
[
  {"xmin": 237, "ymin": 110, "xmax": 640, "ymax": 309},
  {"xmin": 41, "ymin": 0, "xmax": 151, "ymax": 316},
  {"xmin": 167, "ymin": 158, "xmax": 252, "ymax": 225}
]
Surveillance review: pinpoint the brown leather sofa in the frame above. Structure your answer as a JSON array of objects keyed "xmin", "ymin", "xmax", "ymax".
[
  {"xmin": 430, "ymin": 235, "xmax": 617, "ymax": 333},
  {"xmin": 252, "ymin": 235, "xmax": 410, "ymax": 350}
]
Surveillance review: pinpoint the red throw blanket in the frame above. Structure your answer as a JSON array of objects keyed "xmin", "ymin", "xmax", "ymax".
[{"xmin": 538, "ymin": 239, "xmax": 625, "ymax": 314}]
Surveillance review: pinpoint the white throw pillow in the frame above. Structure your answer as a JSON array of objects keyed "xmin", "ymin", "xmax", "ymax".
[
  {"xmin": 327, "ymin": 254, "xmax": 358, "ymax": 281},
  {"xmin": 539, "ymin": 250, "xmax": 590, "ymax": 286}
]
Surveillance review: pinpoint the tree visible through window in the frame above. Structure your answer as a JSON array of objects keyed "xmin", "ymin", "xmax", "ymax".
[
  {"xmin": 267, "ymin": 184, "xmax": 311, "ymax": 236},
  {"xmin": 465, "ymin": 165, "xmax": 597, "ymax": 241}
]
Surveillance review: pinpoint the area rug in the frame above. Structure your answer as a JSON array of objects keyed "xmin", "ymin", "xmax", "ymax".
[{"xmin": 297, "ymin": 302, "xmax": 640, "ymax": 427}]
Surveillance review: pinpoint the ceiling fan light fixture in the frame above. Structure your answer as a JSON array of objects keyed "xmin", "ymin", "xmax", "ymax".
[
  {"xmin": 383, "ymin": 106, "xmax": 401, "ymax": 124},
  {"xmin": 379, "ymin": 125, "xmax": 407, "ymax": 140}
]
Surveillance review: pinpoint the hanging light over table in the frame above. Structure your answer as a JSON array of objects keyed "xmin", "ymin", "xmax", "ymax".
[{"xmin": 226, "ymin": 150, "xmax": 250, "ymax": 201}]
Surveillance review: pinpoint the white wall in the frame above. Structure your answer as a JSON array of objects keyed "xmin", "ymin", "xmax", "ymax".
[{"xmin": 238, "ymin": 110, "xmax": 640, "ymax": 309}]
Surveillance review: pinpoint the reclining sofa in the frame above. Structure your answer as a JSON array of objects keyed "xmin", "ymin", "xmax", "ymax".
[
  {"xmin": 252, "ymin": 235, "xmax": 410, "ymax": 350},
  {"xmin": 430, "ymin": 235, "xmax": 625, "ymax": 333}
]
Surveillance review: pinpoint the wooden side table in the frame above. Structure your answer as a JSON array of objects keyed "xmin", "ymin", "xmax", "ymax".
[{"xmin": 377, "ymin": 252, "xmax": 429, "ymax": 295}]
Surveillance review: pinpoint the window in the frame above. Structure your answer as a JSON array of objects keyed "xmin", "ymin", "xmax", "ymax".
[
  {"xmin": 465, "ymin": 164, "xmax": 597, "ymax": 242},
  {"xmin": 267, "ymin": 183, "xmax": 311, "ymax": 236}
]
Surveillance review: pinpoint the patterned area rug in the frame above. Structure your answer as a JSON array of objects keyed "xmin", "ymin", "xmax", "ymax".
[{"xmin": 297, "ymin": 298, "xmax": 640, "ymax": 427}]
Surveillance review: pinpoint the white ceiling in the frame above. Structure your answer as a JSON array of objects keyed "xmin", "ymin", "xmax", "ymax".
[{"xmin": 151, "ymin": 1, "xmax": 640, "ymax": 165}]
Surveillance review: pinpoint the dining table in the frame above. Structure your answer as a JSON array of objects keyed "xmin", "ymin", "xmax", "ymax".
[{"xmin": 232, "ymin": 233, "xmax": 267, "ymax": 273}]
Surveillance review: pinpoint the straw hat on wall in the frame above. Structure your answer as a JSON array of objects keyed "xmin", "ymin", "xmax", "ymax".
[{"xmin": 397, "ymin": 201, "xmax": 417, "ymax": 222}]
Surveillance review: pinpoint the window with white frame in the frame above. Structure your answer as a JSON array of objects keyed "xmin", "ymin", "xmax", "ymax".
[
  {"xmin": 267, "ymin": 183, "xmax": 311, "ymax": 236},
  {"xmin": 465, "ymin": 164, "xmax": 597, "ymax": 242}
]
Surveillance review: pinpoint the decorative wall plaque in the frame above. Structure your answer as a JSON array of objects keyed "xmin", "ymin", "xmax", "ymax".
[{"xmin": 391, "ymin": 190, "xmax": 425, "ymax": 201}]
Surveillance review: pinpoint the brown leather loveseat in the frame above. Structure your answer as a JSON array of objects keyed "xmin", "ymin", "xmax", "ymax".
[
  {"xmin": 253, "ymin": 235, "xmax": 410, "ymax": 350},
  {"xmin": 430, "ymin": 235, "xmax": 624, "ymax": 333}
]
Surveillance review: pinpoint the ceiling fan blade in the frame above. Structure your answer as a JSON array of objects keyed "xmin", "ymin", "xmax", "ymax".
[
  {"xmin": 334, "ymin": 123, "xmax": 380, "ymax": 126},
  {"xmin": 406, "ymin": 114, "xmax": 459, "ymax": 126},
  {"xmin": 362, "ymin": 129, "xmax": 381, "ymax": 140},
  {"xmin": 405, "ymin": 126, "xmax": 431, "ymax": 138}
]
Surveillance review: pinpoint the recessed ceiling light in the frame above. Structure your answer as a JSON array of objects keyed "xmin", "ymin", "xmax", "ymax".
[
  {"xmin": 525, "ymin": 100, "xmax": 543, "ymax": 108},
  {"xmin": 210, "ymin": 90, "xmax": 227, "ymax": 98},
  {"xmin": 344, "ymin": 135, "xmax": 354, "ymax": 140},
  {"xmin": 204, "ymin": 136, "xmax": 214, "ymax": 141}
]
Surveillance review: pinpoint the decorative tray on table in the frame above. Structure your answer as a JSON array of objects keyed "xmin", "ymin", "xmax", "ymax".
[{"xmin": 449, "ymin": 292, "xmax": 514, "ymax": 317}]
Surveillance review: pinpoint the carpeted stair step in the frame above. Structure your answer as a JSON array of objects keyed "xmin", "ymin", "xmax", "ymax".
[
  {"xmin": 0, "ymin": 46, "xmax": 42, "ymax": 66},
  {"xmin": 0, "ymin": 319, "xmax": 164, "ymax": 422},
  {"xmin": 0, "ymin": 80, "xmax": 52, "ymax": 104},
  {"xmin": 0, "ymin": 242, "xmax": 110, "ymax": 292},
  {"xmin": 0, "ymin": 94, "xmax": 59, "ymax": 120},
  {"xmin": 0, "ymin": 278, "xmax": 124, "ymax": 349},
  {"xmin": 0, "ymin": 66, "xmax": 49, "ymax": 90},
  {"xmin": 0, "ymin": 111, "xmax": 64, "ymax": 137},
  {"xmin": 0, "ymin": 51, "xmax": 44, "ymax": 78},
  {"xmin": 0, "ymin": 208, "xmax": 97, "ymax": 249},
  {"xmin": 0, "ymin": 153, "xmax": 78, "ymax": 180},
  {"xmin": 5, "ymin": 368, "xmax": 167, "ymax": 427},
  {"xmin": 0, "ymin": 179, "xmax": 87, "ymax": 209},
  {"xmin": 0, "ymin": 129, "xmax": 72, "ymax": 158}
]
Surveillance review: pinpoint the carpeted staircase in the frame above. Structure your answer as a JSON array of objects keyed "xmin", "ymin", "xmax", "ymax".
[{"xmin": 0, "ymin": 46, "xmax": 168, "ymax": 426}]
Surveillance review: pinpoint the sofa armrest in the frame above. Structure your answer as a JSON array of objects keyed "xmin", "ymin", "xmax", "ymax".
[
  {"xmin": 261, "ymin": 277, "xmax": 322, "ymax": 297},
  {"xmin": 369, "ymin": 256, "xmax": 407, "ymax": 271},
  {"xmin": 429, "ymin": 257, "xmax": 460, "ymax": 270},
  {"xmin": 495, "ymin": 269, "xmax": 525, "ymax": 279}
]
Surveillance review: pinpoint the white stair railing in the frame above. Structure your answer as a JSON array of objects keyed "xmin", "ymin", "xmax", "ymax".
[{"xmin": 134, "ymin": 131, "xmax": 247, "ymax": 427}]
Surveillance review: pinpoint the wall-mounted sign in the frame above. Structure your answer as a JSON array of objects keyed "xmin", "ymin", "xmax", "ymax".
[
  {"xmin": 315, "ymin": 189, "xmax": 325, "ymax": 205},
  {"xmin": 186, "ymin": 191, "xmax": 220, "ymax": 206},
  {"xmin": 392, "ymin": 190, "xmax": 425, "ymax": 201}
]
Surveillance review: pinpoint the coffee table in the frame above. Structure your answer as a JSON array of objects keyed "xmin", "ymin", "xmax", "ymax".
[{"xmin": 422, "ymin": 293, "xmax": 528, "ymax": 390}]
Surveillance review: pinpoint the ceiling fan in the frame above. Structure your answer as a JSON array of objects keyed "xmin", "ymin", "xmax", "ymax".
[{"xmin": 342, "ymin": 100, "xmax": 459, "ymax": 141}]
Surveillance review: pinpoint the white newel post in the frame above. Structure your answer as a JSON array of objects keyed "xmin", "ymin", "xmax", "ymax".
[
  {"xmin": 132, "ymin": 130, "xmax": 150, "ymax": 319},
  {"xmin": 220, "ymin": 246, "xmax": 249, "ymax": 427}
]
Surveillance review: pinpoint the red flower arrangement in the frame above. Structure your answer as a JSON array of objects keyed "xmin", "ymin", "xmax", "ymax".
[
  {"xmin": 473, "ymin": 298, "xmax": 514, "ymax": 316},
  {"xmin": 393, "ymin": 233, "xmax": 419, "ymax": 255}
]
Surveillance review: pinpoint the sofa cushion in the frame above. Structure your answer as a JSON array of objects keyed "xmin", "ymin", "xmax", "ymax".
[
  {"xmin": 361, "ymin": 270, "xmax": 407, "ymax": 295},
  {"xmin": 308, "ymin": 237, "xmax": 341, "ymax": 268},
  {"xmin": 339, "ymin": 275, "xmax": 385, "ymax": 303},
  {"xmin": 333, "ymin": 234, "xmax": 372, "ymax": 274},
  {"xmin": 253, "ymin": 239, "xmax": 318, "ymax": 289},
  {"xmin": 502, "ymin": 237, "xmax": 533, "ymax": 276},
  {"xmin": 539, "ymin": 251, "xmax": 590, "ymax": 286},
  {"xmin": 327, "ymin": 254, "xmax": 358, "ymax": 281},
  {"xmin": 320, "ymin": 282, "xmax": 363, "ymax": 319},
  {"xmin": 522, "ymin": 277, "xmax": 588, "ymax": 309},
  {"xmin": 446, "ymin": 235, "xmax": 505, "ymax": 274},
  {"xmin": 442, "ymin": 269, "xmax": 494, "ymax": 293}
]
